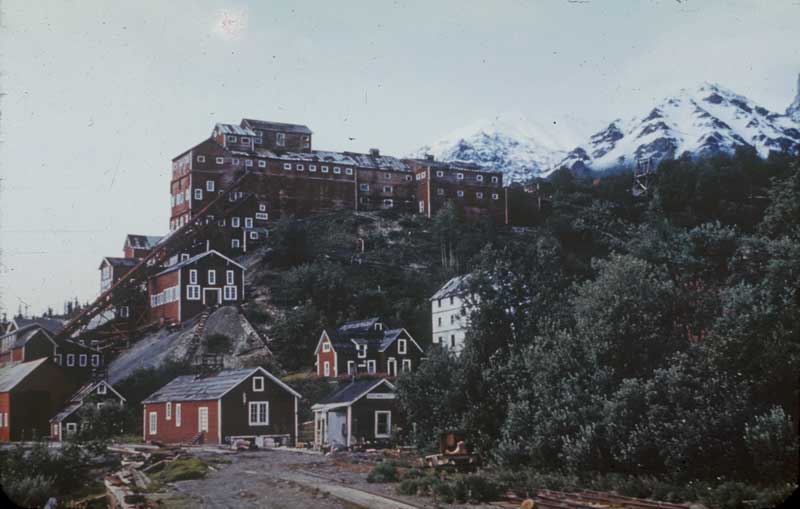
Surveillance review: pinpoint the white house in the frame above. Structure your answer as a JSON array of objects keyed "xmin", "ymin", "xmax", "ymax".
[{"xmin": 430, "ymin": 274, "xmax": 474, "ymax": 353}]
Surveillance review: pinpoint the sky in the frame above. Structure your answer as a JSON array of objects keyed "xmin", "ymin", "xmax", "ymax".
[{"xmin": 0, "ymin": 0, "xmax": 798, "ymax": 316}]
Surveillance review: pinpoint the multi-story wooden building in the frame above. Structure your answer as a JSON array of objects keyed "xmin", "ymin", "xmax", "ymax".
[
  {"xmin": 50, "ymin": 380, "xmax": 126, "ymax": 441},
  {"xmin": 430, "ymin": 274, "xmax": 474, "ymax": 353},
  {"xmin": 148, "ymin": 250, "xmax": 245, "ymax": 324},
  {"xmin": 123, "ymin": 234, "xmax": 163, "ymax": 259},
  {"xmin": 313, "ymin": 318, "xmax": 423, "ymax": 379},
  {"xmin": 142, "ymin": 366, "xmax": 301, "ymax": 446},
  {"xmin": 348, "ymin": 149, "xmax": 416, "ymax": 212}
]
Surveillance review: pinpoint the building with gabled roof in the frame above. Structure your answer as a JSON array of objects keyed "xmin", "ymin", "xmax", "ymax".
[
  {"xmin": 312, "ymin": 378, "xmax": 398, "ymax": 449},
  {"xmin": 142, "ymin": 366, "xmax": 301, "ymax": 446},
  {"xmin": 123, "ymin": 234, "xmax": 164, "ymax": 259},
  {"xmin": 5, "ymin": 316, "xmax": 65, "ymax": 335},
  {"xmin": 0, "ymin": 358, "xmax": 75, "ymax": 441},
  {"xmin": 431, "ymin": 274, "xmax": 474, "ymax": 353},
  {"xmin": 313, "ymin": 318, "xmax": 423, "ymax": 379},
  {"xmin": 0, "ymin": 324, "xmax": 58, "ymax": 365},
  {"xmin": 50, "ymin": 380, "xmax": 126, "ymax": 441}
]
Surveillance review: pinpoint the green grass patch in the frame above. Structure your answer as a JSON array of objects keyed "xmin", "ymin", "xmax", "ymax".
[{"xmin": 150, "ymin": 457, "xmax": 208, "ymax": 483}]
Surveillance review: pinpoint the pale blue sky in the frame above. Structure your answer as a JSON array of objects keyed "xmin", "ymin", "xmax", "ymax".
[{"xmin": 1, "ymin": 0, "xmax": 798, "ymax": 315}]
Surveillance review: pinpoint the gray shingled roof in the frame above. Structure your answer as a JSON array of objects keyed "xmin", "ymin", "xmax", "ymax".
[
  {"xmin": 51, "ymin": 402, "xmax": 82, "ymax": 423},
  {"xmin": 142, "ymin": 367, "xmax": 300, "ymax": 404},
  {"xmin": 0, "ymin": 358, "xmax": 48, "ymax": 392},
  {"xmin": 344, "ymin": 152, "xmax": 411, "ymax": 172},
  {"xmin": 0, "ymin": 324, "xmax": 54, "ymax": 350},
  {"xmin": 241, "ymin": 119, "xmax": 312, "ymax": 135},
  {"xmin": 314, "ymin": 379, "xmax": 395, "ymax": 408},
  {"xmin": 152, "ymin": 249, "xmax": 243, "ymax": 278},
  {"xmin": 10, "ymin": 317, "xmax": 64, "ymax": 335},
  {"xmin": 215, "ymin": 123, "xmax": 257, "ymax": 137},
  {"xmin": 430, "ymin": 274, "xmax": 473, "ymax": 301}
]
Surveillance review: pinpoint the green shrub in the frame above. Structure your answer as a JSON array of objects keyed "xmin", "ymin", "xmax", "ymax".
[
  {"xmin": 701, "ymin": 481, "xmax": 760, "ymax": 509},
  {"xmin": 743, "ymin": 406, "xmax": 799, "ymax": 482},
  {"xmin": 432, "ymin": 480, "xmax": 455, "ymax": 503},
  {"xmin": 151, "ymin": 457, "xmax": 208, "ymax": 483},
  {"xmin": 367, "ymin": 462, "xmax": 399, "ymax": 483},
  {"xmin": 2, "ymin": 474, "xmax": 55, "ymax": 508},
  {"xmin": 205, "ymin": 333, "xmax": 233, "ymax": 354},
  {"xmin": 453, "ymin": 474, "xmax": 500, "ymax": 502}
]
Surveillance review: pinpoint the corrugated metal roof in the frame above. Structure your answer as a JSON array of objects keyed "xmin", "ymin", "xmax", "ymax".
[
  {"xmin": 314, "ymin": 379, "xmax": 395, "ymax": 407},
  {"xmin": 0, "ymin": 324, "xmax": 54, "ymax": 350},
  {"xmin": 143, "ymin": 367, "xmax": 300, "ymax": 404},
  {"xmin": 126, "ymin": 234, "xmax": 163, "ymax": 250},
  {"xmin": 215, "ymin": 123, "xmax": 257, "ymax": 136},
  {"xmin": 9, "ymin": 317, "xmax": 65, "ymax": 335},
  {"xmin": 152, "ymin": 249, "xmax": 243, "ymax": 278},
  {"xmin": 0, "ymin": 358, "xmax": 48, "ymax": 392},
  {"xmin": 255, "ymin": 149, "xmax": 357, "ymax": 164},
  {"xmin": 430, "ymin": 274, "xmax": 473, "ymax": 301},
  {"xmin": 344, "ymin": 152, "xmax": 411, "ymax": 172},
  {"xmin": 241, "ymin": 119, "xmax": 312, "ymax": 135}
]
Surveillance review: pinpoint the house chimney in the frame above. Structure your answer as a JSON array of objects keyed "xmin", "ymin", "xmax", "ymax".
[
  {"xmin": 369, "ymin": 148, "xmax": 380, "ymax": 156},
  {"xmin": 424, "ymin": 154, "xmax": 434, "ymax": 161}
]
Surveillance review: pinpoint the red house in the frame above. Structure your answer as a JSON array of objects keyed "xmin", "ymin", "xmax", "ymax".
[
  {"xmin": 123, "ymin": 234, "xmax": 163, "ymax": 260},
  {"xmin": 0, "ymin": 324, "xmax": 58, "ymax": 365},
  {"xmin": 148, "ymin": 250, "xmax": 245, "ymax": 324},
  {"xmin": 142, "ymin": 367, "xmax": 301, "ymax": 446}
]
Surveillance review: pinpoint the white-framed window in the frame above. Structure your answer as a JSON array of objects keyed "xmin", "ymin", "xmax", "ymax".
[
  {"xmin": 492, "ymin": 193, "xmax": 499, "ymax": 200},
  {"xmin": 245, "ymin": 217, "xmax": 253, "ymax": 228},
  {"xmin": 309, "ymin": 164, "xmax": 317, "ymax": 172},
  {"xmin": 233, "ymin": 158, "xmax": 240, "ymax": 166},
  {"xmin": 358, "ymin": 345, "xmax": 367, "ymax": 359},
  {"xmin": 224, "ymin": 286, "xmax": 238, "ymax": 300},
  {"xmin": 477, "ymin": 174, "xmax": 484, "ymax": 182},
  {"xmin": 347, "ymin": 361, "xmax": 355, "ymax": 375},
  {"xmin": 197, "ymin": 155, "xmax": 206, "ymax": 163},
  {"xmin": 120, "ymin": 306, "xmax": 129, "ymax": 318},
  {"xmin": 283, "ymin": 163, "xmax": 292, "ymax": 170},
  {"xmin": 256, "ymin": 212, "xmax": 268, "ymax": 220},
  {"xmin": 398, "ymin": 339, "xmax": 407, "ymax": 354},
  {"xmin": 457, "ymin": 173, "xmax": 464, "ymax": 180},
  {"xmin": 367, "ymin": 359, "xmax": 376, "ymax": 374},
  {"xmin": 333, "ymin": 167, "xmax": 341, "ymax": 174},
  {"xmin": 194, "ymin": 189, "xmax": 203, "ymax": 200},
  {"xmin": 476, "ymin": 192, "xmax": 484, "ymax": 199},
  {"xmin": 375, "ymin": 411, "xmax": 391, "ymax": 438},
  {"xmin": 258, "ymin": 160, "xmax": 266, "ymax": 168},
  {"xmin": 232, "ymin": 239, "xmax": 241, "ymax": 249},
  {"xmin": 198, "ymin": 407, "xmax": 209, "ymax": 432},
  {"xmin": 345, "ymin": 167, "xmax": 353, "ymax": 175},
  {"xmin": 187, "ymin": 285, "xmax": 201, "ymax": 300},
  {"xmin": 181, "ymin": 253, "xmax": 190, "ymax": 261},
  {"xmin": 253, "ymin": 376, "xmax": 265, "ymax": 392},
  {"xmin": 419, "ymin": 200, "xmax": 425, "ymax": 213},
  {"xmin": 276, "ymin": 132, "xmax": 286, "ymax": 146},
  {"xmin": 402, "ymin": 359, "xmax": 412, "ymax": 372},
  {"xmin": 322, "ymin": 342, "xmax": 330, "ymax": 352},
  {"xmin": 297, "ymin": 164, "xmax": 304, "ymax": 171},
  {"xmin": 149, "ymin": 412, "xmax": 157, "ymax": 435},
  {"xmin": 208, "ymin": 270, "xmax": 216, "ymax": 285},
  {"xmin": 66, "ymin": 422, "xmax": 78, "ymax": 434},
  {"xmin": 259, "ymin": 203, "xmax": 267, "ymax": 212},
  {"xmin": 250, "ymin": 231, "xmax": 259, "ymax": 240},
  {"xmin": 491, "ymin": 176, "xmax": 499, "ymax": 183},
  {"xmin": 206, "ymin": 180, "xmax": 215, "ymax": 192},
  {"xmin": 323, "ymin": 361, "xmax": 330, "ymax": 377},
  {"xmin": 436, "ymin": 170, "xmax": 444, "ymax": 177},
  {"xmin": 97, "ymin": 383, "xmax": 107, "ymax": 394},
  {"xmin": 216, "ymin": 157, "xmax": 224, "ymax": 165},
  {"xmin": 457, "ymin": 190, "xmax": 464, "ymax": 197},
  {"xmin": 91, "ymin": 354, "xmax": 100, "ymax": 367},
  {"xmin": 383, "ymin": 186, "xmax": 392, "ymax": 193},
  {"xmin": 226, "ymin": 270, "xmax": 235, "ymax": 285},
  {"xmin": 248, "ymin": 402, "xmax": 269, "ymax": 425},
  {"xmin": 406, "ymin": 175, "xmax": 412, "ymax": 181},
  {"xmin": 175, "ymin": 403, "xmax": 181, "ymax": 427},
  {"xmin": 166, "ymin": 402, "xmax": 172, "ymax": 420},
  {"xmin": 321, "ymin": 166, "xmax": 329, "ymax": 173},
  {"xmin": 228, "ymin": 135, "xmax": 237, "ymax": 143},
  {"xmin": 383, "ymin": 199, "xmax": 393, "ymax": 207},
  {"xmin": 55, "ymin": 354, "xmax": 62, "ymax": 365},
  {"xmin": 188, "ymin": 269, "xmax": 197, "ymax": 284},
  {"xmin": 79, "ymin": 354, "xmax": 87, "ymax": 367},
  {"xmin": 359, "ymin": 183, "xmax": 369, "ymax": 192},
  {"xmin": 232, "ymin": 217, "xmax": 240, "ymax": 227}
]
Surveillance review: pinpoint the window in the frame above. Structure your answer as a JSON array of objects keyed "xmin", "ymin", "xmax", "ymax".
[
  {"xmin": 55, "ymin": 354, "xmax": 62, "ymax": 365},
  {"xmin": 256, "ymin": 212, "xmax": 268, "ymax": 220},
  {"xmin": 406, "ymin": 175, "xmax": 412, "ymax": 181},
  {"xmin": 233, "ymin": 158, "xmax": 240, "ymax": 166},
  {"xmin": 297, "ymin": 164, "xmax": 304, "ymax": 171},
  {"xmin": 450, "ymin": 296, "xmax": 454, "ymax": 305},
  {"xmin": 283, "ymin": 162, "xmax": 291, "ymax": 170},
  {"xmin": 322, "ymin": 342, "xmax": 330, "ymax": 352},
  {"xmin": 232, "ymin": 217, "xmax": 240, "ymax": 228},
  {"xmin": 437, "ymin": 188, "xmax": 444, "ymax": 195},
  {"xmin": 184, "ymin": 189, "xmax": 190, "ymax": 201},
  {"xmin": 419, "ymin": 200, "xmax": 425, "ymax": 213},
  {"xmin": 477, "ymin": 174, "xmax": 484, "ymax": 182},
  {"xmin": 205, "ymin": 180, "xmax": 215, "ymax": 192},
  {"xmin": 323, "ymin": 361, "xmax": 330, "ymax": 377},
  {"xmin": 359, "ymin": 183, "xmax": 369, "ymax": 192},
  {"xmin": 249, "ymin": 402, "xmax": 269, "ymax": 425},
  {"xmin": 216, "ymin": 157, "xmax": 224, "ymax": 165},
  {"xmin": 187, "ymin": 285, "xmax": 200, "ymax": 300},
  {"xmin": 383, "ymin": 186, "xmax": 392, "ymax": 193},
  {"xmin": 245, "ymin": 217, "xmax": 253, "ymax": 228},
  {"xmin": 91, "ymin": 354, "xmax": 100, "ymax": 367},
  {"xmin": 189, "ymin": 269, "xmax": 198, "ymax": 284},
  {"xmin": 476, "ymin": 192, "xmax": 483, "ymax": 199},
  {"xmin": 120, "ymin": 306, "xmax": 129, "ymax": 318},
  {"xmin": 375, "ymin": 411, "xmax": 391, "ymax": 438},
  {"xmin": 347, "ymin": 361, "xmax": 355, "ymax": 375},
  {"xmin": 383, "ymin": 199, "xmax": 393, "ymax": 207},
  {"xmin": 224, "ymin": 286, "xmax": 238, "ymax": 300},
  {"xmin": 451, "ymin": 335, "xmax": 456, "ymax": 348},
  {"xmin": 166, "ymin": 402, "xmax": 172, "ymax": 420},
  {"xmin": 181, "ymin": 253, "xmax": 190, "ymax": 261},
  {"xmin": 437, "ymin": 317, "xmax": 442, "ymax": 326},
  {"xmin": 97, "ymin": 383, "xmax": 106, "ymax": 394},
  {"xmin": 67, "ymin": 423, "xmax": 78, "ymax": 434},
  {"xmin": 276, "ymin": 132, "xmax": 286, "ymax": 146},
  {"xmin": 258, "ymin": 160, "xmax": 266, "ymax": 168},
  {"xmin": 226, "ymin": 270, "xmax": 235, "ymax": 285},
  {"xmin": 249, "ymin": 231, "xmax": 258, "ymax": 241},
  {"xmin": 491, "ymin": 176, "xmax": 499, "ymax": 183},
  {"xmin": 358, "ymin": 345, "xmax": 367, "ymax": 359},
  {"xmin": 208, "ymin": 270, "xmax": 216, "ymax": 285},
  {"xmin": 79, "ymin": 354, "xmax": 87, "ymax": 367},
  {"xmin": 253, "ymin": 376, "xmax": 265, "ymax": 392},
  {"xmin": 402, "ymin": 359, "xmax": 412, "ymax": 372},
  {"xmin": 197, "ymin": 155, "xmax": 206, "ymax": 163},
  {"xmin": 457, "ymin": 190, "xmax": 464, "ymax": 197},
  {"xmin": 241, "ymin": 137, "xmax": 250, "ymax": 144},
  {"xmin": 345, "ymin": 167, "xmax": 353, "ymax": 175},
  {"xmin": 398, "ymin": 339, "xmax": 407, "ymax": 354},
  {"xmin": 198, "ymin": 407, "xmax": 209, "ymax": 432},
  {"xmin": 457, "ymin": 173, "xmax": 464, "ymax": 180},
  {"xmin": 438, "ymin": 336, "xmax": 443, "ymax": 344},
  {"xmin": 228, "ymin": 135, "xmax": 237, "ymax": 143},
  {"xmin": 321, "ymin": 166, "xmax": 329, "ymax": 173},
  {"xmin": 175, "ymin": 404, "xmax": 181, "ymax": 427},
  {"xmin": 194, "ymin": 189, "xmax": 203, "ymax": 200},
  {"xmin": 333, "ymin": 167, "xmax": 341, "ymax": 174},
  {"xmin": 149, "ymin": 412, "xmax": 157, "ymax": 434},
  {"xmin": 436, "ymin": 170, "xmax": 444, "ymax": 177},
  {"xmin": 258, "ymin": 203, "xmax": 267, "ymax": 212},
  {"xmin": 367, "ymin": 360, "xmax": 376, "ymax": 374},
  {"xmin": 232, "ymin": 239, "xmax": 241, "ymax": 249},
  {"xmin": 309, "ymin": 164, "xmax": 317, "ymax": 172},
  {"xmin": 492, "ymin": 193, "xmax": 499, "ymax": 200}
]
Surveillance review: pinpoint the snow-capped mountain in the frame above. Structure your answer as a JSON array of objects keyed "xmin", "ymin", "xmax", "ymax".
[
  {"xmin": 788, "ymin": 74, "xmax": 800, "ymax": 123},
  {"xmin": 412, "ymin": 113, "xmax": 572, "ymax": 182},
  {"xmin": 559, "ymin": 82, "xmax": 800, "ymax": 172}
]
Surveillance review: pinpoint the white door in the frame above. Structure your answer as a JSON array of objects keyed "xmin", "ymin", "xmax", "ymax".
[{"xmin": 198, "ymin": 407, "xmax": 209, "ymax": 433}]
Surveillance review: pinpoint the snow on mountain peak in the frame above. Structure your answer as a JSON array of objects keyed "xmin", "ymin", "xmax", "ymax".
[{"xmin": 788, "ymin": 73, "xmax": 800, "ymax": 122}]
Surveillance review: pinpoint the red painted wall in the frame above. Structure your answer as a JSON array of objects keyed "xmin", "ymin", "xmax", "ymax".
[
  {"xmin": 316, "ymin": 333, "xmax": 337, "ymax": 377},
  {"xmin": 148, "ymin": 271, "xmax": 180, "ymax": 323},
  {"xmin": 144, "ymin": 399, "xmax": 220, "ymax": 444},
  {"xmin": 0, "ymin": 393, "xmax": 10, "ymax": 442}
]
